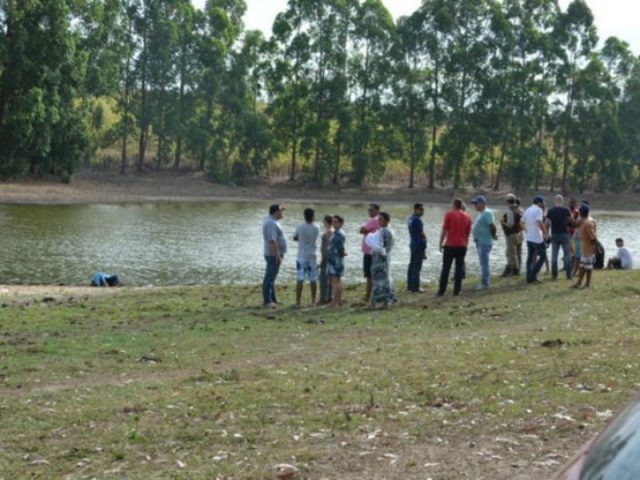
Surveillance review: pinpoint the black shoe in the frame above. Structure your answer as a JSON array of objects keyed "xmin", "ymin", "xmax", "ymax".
[
  {"xmin": 500, "ymin": 267, "xmax": 512, "ymax": 278},
  {"xmin": 512, "ymin": 269, "xmax": 520, "ymax": 276}
]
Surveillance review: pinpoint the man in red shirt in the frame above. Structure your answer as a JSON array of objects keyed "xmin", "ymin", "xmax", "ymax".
[{"xmin": 437, "ymin": 198, "xmax": 472, "ymax": 296}]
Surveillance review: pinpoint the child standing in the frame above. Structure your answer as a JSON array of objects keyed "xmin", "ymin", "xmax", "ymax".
[{"xmin": 572, "ymin": 205, "xmax": 598, "ymax": 289}]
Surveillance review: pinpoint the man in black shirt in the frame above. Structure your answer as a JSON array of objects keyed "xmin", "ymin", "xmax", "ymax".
[{"xmin": 545, "ymin": 194, "xmax": 573, "ymax": 280}]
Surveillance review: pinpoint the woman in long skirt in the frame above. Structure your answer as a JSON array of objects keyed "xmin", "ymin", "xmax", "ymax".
[{"xmin": 367, "ymin": 211, "xmax": 396, "ymax": 308}]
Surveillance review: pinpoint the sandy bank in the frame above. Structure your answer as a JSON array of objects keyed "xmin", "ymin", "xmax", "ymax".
[{"xmin": 0, "ymin": 170, "xmax": 638, "ymax": 212}]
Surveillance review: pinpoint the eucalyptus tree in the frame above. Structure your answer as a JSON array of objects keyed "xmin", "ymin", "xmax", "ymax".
[
  {"xmin": 304, "ymin": 0, "xmax": 356, "ymax": 183},
  {"xmin": 592, "ymin": 38, "xmax": 636, "ymax": 191},
  {"xmin": 411, "ymin": 0, "xmax": 454, "ymax": 189},
  {"xmin": 113, "ymin": 0, "xmax": 140, "ymax": 173},
  {"xmin": 147, "ymin": 0, "xmax": 183, "ymax": 169},
  {"xmin": 553, "ymin": 0, "xmax": 597, "ymax": 194},
  {"xmin": 0, "ymin": 0, "xmax": 92, "ymax": 177},
  {"xmin": 485, "ymin": 0, "xmax": 559, "ymax": 192},
  {"xmin": 349, "ymin": 0, "xmax": 395, "ymax": 185},
  {"xmin": 439, "ymin": 0, "xmax": 491, "ymax": 188},
  {"xmin": 390, "ymin": 12, "xmax": 429, "ymax": 188},
  {"xmin": 223, "ymin": 29, "xmax": 277, "ymax": 179},
  {"xmin": 267, "ymin": 2, "xmax": 312, "ymax": 181},
  {"xmin": 172, "ymin": 1, "xmax": 202, "ymax": 169},
  {"xmin": 191, "ymin": 0, "xmax": 246, "ymax": 175},
  {"xmin": 618, "ymin": 56, "xmax": 640, "ymax": 179}
]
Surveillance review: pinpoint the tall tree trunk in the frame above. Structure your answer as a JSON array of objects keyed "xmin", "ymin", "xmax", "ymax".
[
  {"xmin": 120, "ymin": 15, "xmax": 134, "ymax": 175},
  {"xmin": 174, "ymin": 45, "xmax": 187, "ymax": 170},
  {"xmin": 408, "ymin": 124, "xmax": 416, "ymax": 189},
  {"xmin": 289, "ymin": 136, "xmax": 298, "ymax": 181},
  {"xmin": 137, "ymin": 22, "xmax": 149, "ymax": 172},
  {"xmin": 493, "ymin": 133, "xmax": 508, "ymax": 191},
  {"xmin": 199, "ymin": 97, "xmax": 213, "ymax": 171},
  {"xmin": 561, "ymin": 76, "xmax": 575, "ymax": 195},
  {"xmin": 333, "ymin": 139, "xmax": 341, "ymax": 185},
  {"xmin": 428, "ymin": 61, "xmax": 439, "ymax": 190}
]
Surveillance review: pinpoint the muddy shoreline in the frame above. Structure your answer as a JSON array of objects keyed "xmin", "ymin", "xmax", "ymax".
[{"xmin": 0, "ymin": 170, "xmax": 638, "ymax": 213}]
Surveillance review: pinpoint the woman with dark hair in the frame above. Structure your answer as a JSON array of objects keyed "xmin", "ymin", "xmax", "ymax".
[
  {"xmin": 319, "ymin": 215, "xmax": 334, "ymax": 305},
  {"xmin": 327, "ymin": 216, "xmax": 346, "ymax": 308},
  {"xmin": 367, "ymin": 211, "xmax": 396, "ymax": 308}
]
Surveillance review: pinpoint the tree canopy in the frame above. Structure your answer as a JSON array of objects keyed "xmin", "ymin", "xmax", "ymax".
[{"xmin": 0, "ymin": 0, "xmax": 639, "ymax": 193}]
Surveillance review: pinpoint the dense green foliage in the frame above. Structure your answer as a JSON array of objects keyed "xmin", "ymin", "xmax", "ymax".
[{"xmin": 0, "ymin": 0, "xmax": 639, "ymax": 192}]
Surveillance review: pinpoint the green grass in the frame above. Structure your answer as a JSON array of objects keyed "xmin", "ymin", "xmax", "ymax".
[{"xmin": 1, "ymin": 272, "xmax": 639, "ymax": 479}]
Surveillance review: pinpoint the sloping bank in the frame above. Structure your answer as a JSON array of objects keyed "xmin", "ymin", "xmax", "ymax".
[{"xmin": 1, "ymin": 271, "xmax": 639, "ymax": 479}]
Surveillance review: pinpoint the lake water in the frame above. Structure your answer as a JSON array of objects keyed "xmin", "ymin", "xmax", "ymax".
[{"xmin": 0, "ymin": 202, "xmax": 636, "ymax": 286}]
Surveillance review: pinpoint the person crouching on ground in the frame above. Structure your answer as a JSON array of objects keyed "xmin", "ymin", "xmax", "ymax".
[
  {"xmin": 607, "ymin": 238, "xmax": 633, "ymax": 270},
  {"xmin": 327, "ymin": 216, "xmax": 346, "ymax": 308},
  {"xmin": 367, "ymin": 211, "xmax": 396, "ymax": 309},
  {"xmin": 572, "ymin": 205, "xmax": 598, "ymax": 289},
  {"xmin": 91, "ymin": 272, "xmax": 121, "ymax": 287},
  {"xmin": 294, "ymin": 208, "xmax": 320, "ymax": 307}
]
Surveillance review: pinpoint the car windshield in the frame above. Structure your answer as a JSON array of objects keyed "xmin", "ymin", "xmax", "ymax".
[{"xmin": 579, "ymin": 398, "xmax": 640, "ymax": 479}]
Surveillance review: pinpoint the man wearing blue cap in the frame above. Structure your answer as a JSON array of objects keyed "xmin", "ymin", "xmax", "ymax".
[
  {"xmin": 471, "ymin": 195, "xmax": 497, "ymax": 290},
  {"xmin": 521, "ymin": 195, "xmax": 548, "ymax": 284}
]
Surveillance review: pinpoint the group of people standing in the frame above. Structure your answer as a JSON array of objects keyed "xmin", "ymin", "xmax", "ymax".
[
  {"xmin": 262, "ymin": 203, "xmax": 401, "ymax": 309},
  {"xmin": 261, "ymin": 195, "xmax": 633, "ymax": 308}
]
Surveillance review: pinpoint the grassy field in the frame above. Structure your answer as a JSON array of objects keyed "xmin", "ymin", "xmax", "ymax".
[{"xmin": 1, "ymin": 271, "xmax": 640, "ymax": 479}]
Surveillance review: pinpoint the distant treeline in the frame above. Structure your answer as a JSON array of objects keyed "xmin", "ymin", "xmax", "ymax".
[{"xmin": 0, "ymin": 0, "xmax": 639, "ymax": 193}]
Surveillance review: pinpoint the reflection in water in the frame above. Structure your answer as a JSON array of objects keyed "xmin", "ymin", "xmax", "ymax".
[{"xmin": 0, "ymin": 202, "xmax": 637, "ymax": 286}]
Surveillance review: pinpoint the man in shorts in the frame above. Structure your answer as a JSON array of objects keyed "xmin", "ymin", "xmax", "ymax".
[
  {"xmin": 360, "ymin": 203, "xmax": 381, "ymax": 303},
  {"xmin": 572, "ymin": 204, "xmax": 598, "ymax": 289},
  {"xmin": 294, "ymin": 208, "xmax": 321, "ymax": 307}
]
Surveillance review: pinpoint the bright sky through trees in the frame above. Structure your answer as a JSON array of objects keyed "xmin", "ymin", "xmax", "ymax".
[{"xmin": 191, "ymin": 0, "xmax": 640, "ymax": 53}]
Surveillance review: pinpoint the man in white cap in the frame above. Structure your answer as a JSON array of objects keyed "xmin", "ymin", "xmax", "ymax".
[{"xmin": 471, "ymin": 195, "xmax": 498, "ymax": 289}]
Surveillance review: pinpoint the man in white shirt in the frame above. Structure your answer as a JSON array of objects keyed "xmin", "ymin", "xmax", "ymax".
[
  {"xmin": 294, "ymin": 208, "xmax": 321, "ymax": 307},
  {"xmin": 607, "ymin": 238, "xmax": 633, "ymax": 270},
  {"xmin": 521, "ymin": 195, "xmax": 548, "ymax": 284}
]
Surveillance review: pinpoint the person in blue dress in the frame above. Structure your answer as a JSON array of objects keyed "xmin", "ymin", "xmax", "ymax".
[{"xmin": 327, "ymin": 215, "xmax": 346, "ymax": 308}]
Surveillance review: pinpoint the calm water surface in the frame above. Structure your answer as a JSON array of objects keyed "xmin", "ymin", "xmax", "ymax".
[{"xmin": 0, "ymin": 202, "xmax": 636, "ymax": 286}]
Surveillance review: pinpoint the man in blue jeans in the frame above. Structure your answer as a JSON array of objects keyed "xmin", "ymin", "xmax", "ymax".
[
  {"xmin": 522, "ymin": 195, "xmax": 549, "ymax": 284},
  {"xmin": 545, "ymin": 194, "xmax": 573, "ymax": 280},
  {"xmin": 471, "ymin": 195, "xmax": 498, "ymax": 290},
  {"xmin": 262, "ymin": 204, "xmax": 287, "ymax": 308},
  {"xmin": 407, "ymin": 203, "xmax": 427, "ymax": 292}
]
